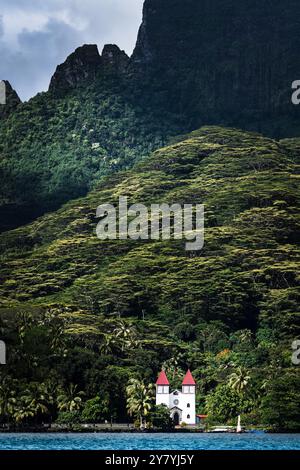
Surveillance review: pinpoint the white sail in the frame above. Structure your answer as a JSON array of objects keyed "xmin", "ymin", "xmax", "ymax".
[{"xmin": 236, "ymin": 415, "xmax": 242, "ymax": 433}]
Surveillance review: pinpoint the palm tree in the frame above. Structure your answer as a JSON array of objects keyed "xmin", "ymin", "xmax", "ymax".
[
  {"xmin": 16, "ymin": 312, "xmax": 34, "ymax": 345},
  {"xmin": 38, "ymin": 308, "xmax": 68, "ymax": 356},
  {"xmin": 113, "ymin": 320, "xmax": 138, "ymax": 350},
  {"xmin": 126, "ymin": 378, "xmax": 154, "ymax": 429},
  {"xmin": 57, "ymin": 384, "xmax": 84, "ymax": 412},
  {"xmin": 0, "ymin": 377, "xmax": 17, "ymax": 422},
  {"xmin": 100, "ymin": 333, "xmax": 117, "ymax": 355},
  {"xmin": 100, "ymin": 321, "xmax": 139, "ymax": 355},
  {"xmin": 11, "ymin": 383, "xmax": 51, "ymax": 424},
  {"xmin": 228, "ymin": 366, "xmax": 251, "ymax": 394},
  {"xmin": 26, "ymin": 383, "xmax": 52, "ymax": 416},
  {"xmin": 12, "ymin": 395, "xmax": 37, "ymax": 424}
]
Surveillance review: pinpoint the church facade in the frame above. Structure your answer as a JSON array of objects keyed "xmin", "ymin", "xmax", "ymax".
[{"xmin": 155, "ymin": 369, "xmax": 196, "ymax": 425}]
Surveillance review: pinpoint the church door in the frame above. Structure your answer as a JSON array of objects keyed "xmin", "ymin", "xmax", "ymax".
[{"xmin": 173, "ymin": 412, "xmax": 180, "ymax": 425}]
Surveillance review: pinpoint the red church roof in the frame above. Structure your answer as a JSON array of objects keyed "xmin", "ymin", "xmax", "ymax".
[
  {"xmin": 156, "ymin": 370, "xmax": 170, "ymax": 385},
  {"xmin": 182, "ymin": 369, "xmax": 196, "ymax": 385}
]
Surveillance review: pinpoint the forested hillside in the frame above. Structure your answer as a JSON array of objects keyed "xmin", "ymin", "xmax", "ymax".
[
  {"xmin": 0, "ymin": 45, "xmax": 179, "ymax": 232},
  {"xmin": 0, "ymin": 127, "xmax": 299, "ymax": 430}
]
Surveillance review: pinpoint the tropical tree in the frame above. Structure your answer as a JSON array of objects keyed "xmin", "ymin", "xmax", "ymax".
[
  {"xmin": 57, "ymin": 384, "xmax": 84, "ymax": 412},
  {"xmin": 149, "ymin": 404, "xmax": 174, "ymax": 430},
  {"xmin": 81, "ymin": 395, "xmax": 110, "ymax": 423},
  {"xmin": 205, "ymin": 384, "xmax": 252, "ymax": 423},
  {"xmin": 28, "ymin": 382, "xmax": 52, "ymax": 415},
  {"xmin": 100, "ymin": 321, "xmax": 139, "ymax": 355},
  {"xmin": 16, "ymin": 312, "xmax": 34, "ymax": 345},
  {"xmin": 228, "ymin": 366, "xmax": 251, "ymax": 394},
  {"xmin": 113, "ymin": 320, "xmax": 138, "ymax": 350},
  {"xmin": 11, "ymin": 383, "xmax": 51, "ymax": 424},
  {"xmin": 260, "ymin": 370, "xmax": 300, "ymax": 432},
  {"xmin": 0, "ymin": 376, "xmax": 17, "ymax": 422},
  {"xmin": 126, "ymin": 378, "xmax": 154, "ymax": 428},
  {"xmin": 38, "ymin": 308, "xmax": 68, "ymax": 357},
  {"xmin": 99, "ymin": 333, "xmax": 118, "ymax": 355},
  {"xmin": 12, "ymin": 395, "xmax": 38, "ymax": 424}
]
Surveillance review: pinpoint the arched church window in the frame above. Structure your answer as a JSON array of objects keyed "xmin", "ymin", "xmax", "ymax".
[
  {"xmin": 187, "ymin": 403, "xmax": 190, "ymax": 408},
  {"xmin": 187, "ymin": 414, "xmax": 190, "ymax": 419}
]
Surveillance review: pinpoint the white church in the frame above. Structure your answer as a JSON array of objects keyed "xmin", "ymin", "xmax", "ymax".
[{"xmin": 155, "ymin": 369, "xmax": 196, "ymax": 425}]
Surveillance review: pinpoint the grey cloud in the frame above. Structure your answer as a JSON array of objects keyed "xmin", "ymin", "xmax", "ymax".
[
  {"xmin": 0, "ymin": 0, "xmax": 143, "ymax": 100},
  {"xmin": 0, "ymin": 18, "xmax": 82, "ymax": 100}
]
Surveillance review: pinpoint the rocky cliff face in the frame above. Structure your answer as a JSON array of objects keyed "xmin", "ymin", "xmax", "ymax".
[
  {"xmin": 4, "ymin": 1, "xmax": 300, "ymax": 135},
  {"xmin": 132, "ymin": 0, "xmax": 300, "ymax": 136},
  {"xmin": 46, "ymin": 0, "xmax": 300, "ymax": 136},
  {"xmin": 102, "ymin": 44, "xmax": 129, "ymax": 72},
  {"xmin": 49, "ymin": 44, "xmax": 102, "ymax": 92},
  {"xmin": 0, "ymin": 80, "xmax": 21, "ymax": 119},
  {"xmin": 49, "ymin": 44, "xmax": 129, "ymax": 93}
]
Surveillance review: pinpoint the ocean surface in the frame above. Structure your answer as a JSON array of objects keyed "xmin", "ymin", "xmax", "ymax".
[{"xmin": 0, "ymin": 433, "xmax": 299, "ymax": 450}]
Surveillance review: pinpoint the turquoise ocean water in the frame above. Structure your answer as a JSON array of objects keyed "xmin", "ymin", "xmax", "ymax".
[{"xmin": 0, "ymin": 433, "xmax": 299, "ymax": 450}]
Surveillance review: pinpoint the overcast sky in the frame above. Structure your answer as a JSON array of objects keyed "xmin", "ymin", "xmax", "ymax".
[{"xmin": 0, "ymin": 0, "xmax": 144, "ymax": 101}]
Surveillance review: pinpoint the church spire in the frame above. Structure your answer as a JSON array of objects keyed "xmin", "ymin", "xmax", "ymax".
[
  {"xmin": 182, "ymin": 369, "xmax": 196, "ymax": 385},
  {"xmin": 156, "ymin": 370, "xmax": 169, "ymax": 385}
]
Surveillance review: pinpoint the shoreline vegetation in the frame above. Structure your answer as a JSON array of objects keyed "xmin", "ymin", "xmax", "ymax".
[{"xmin": 0, "ymin": 424, "xmax": 287, "ymax": 434}]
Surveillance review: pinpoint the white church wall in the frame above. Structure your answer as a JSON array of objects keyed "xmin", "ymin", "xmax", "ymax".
[
  {"xmin": 156, "ymin": 387, "xmax": 196, "ymax": 425},
  {"xmin": 177, "ymin": 391, "xmax": 196, "ymax": 425},
  {"xmin": 156, "ymin": 386, "xmax": 170, "ymax": 407}
]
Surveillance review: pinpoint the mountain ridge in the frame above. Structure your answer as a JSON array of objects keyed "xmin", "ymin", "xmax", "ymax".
[
  {"xmin": 49, "ymin": 44, "xmax": 129, "ymax": 94},
  {"xmin": 1, "ymin": 0, "xmax": 300, "ymax": 231}
]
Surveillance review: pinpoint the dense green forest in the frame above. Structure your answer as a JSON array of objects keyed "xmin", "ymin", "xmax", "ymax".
[
  {"xmin": 0, "ymin": 62, "xmax": 180, "ymax": 231},
  {"xmin": 0, "ymin": 127, "xmax": 299, "ymax": 430}
]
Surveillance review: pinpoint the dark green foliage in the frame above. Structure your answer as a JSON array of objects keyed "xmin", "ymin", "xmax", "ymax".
[
  {"xmin": 56, "ymin": 411, "xmax": 81, "ymax": 424},
  {"xmin": 260, "ymin": 370, "xmax": 300, "ymax": 432},
  {"xmin": 205, "ymin": 384, "xmax": 252, "ymax": 423},
  {"xmin": 81, "ymin": 396, "xmax": 110, "ymax": 423},
  {"xmin": 149, "ymin": 405, "xmax": 174, "ymax": 430},
  {"xmin": 0, "ymin": 127, "xmax": 299, "ymax": 430},
  {"xmin": 0, "ymin": 127, "xmax": 298, "ymax": 327},
  {"xmin": 0, "ymin": 69, "xmax": 179, "ymax": 231}
]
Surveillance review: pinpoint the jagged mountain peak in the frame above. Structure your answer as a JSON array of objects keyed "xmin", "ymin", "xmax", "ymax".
[
  {"xmin": 49, "ymin": 44, "xmax": 102, "ymax": 92},
  {"xmin": 102, "ymin": 44, "xmax": 129, "ymax": 70},
  {"xmin": 49, "ymin": 43, "xmax": 129, "ymax": 93},
  {"xmin": 67, "ymin": 44, "xmax": 101, "ymax": 62},
  {"xmin": 0, "ymin": 80, "xmax": 21, "ymax": 119}
]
